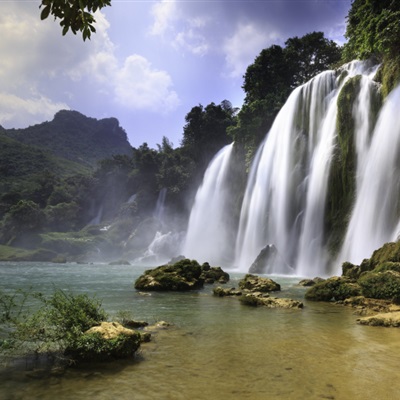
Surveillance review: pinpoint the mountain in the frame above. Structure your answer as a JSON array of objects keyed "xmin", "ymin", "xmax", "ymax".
[{"xmin": 1, "ymin": 110, "xmax": 133, "ymax": 168}]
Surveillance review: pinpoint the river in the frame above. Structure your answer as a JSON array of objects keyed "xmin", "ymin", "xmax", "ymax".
[{"xmin": 1, "ymin": 261, "xmax": 399, "ymax": 399}]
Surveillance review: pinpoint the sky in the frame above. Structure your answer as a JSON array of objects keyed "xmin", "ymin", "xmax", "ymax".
[{"xmin": 0, "ymin": 0, "xmax": 352, "ymax": 149}]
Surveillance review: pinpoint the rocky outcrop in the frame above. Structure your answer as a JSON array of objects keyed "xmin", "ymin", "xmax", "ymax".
[
  {"xmin": 298, "ymin": 277, "xmax": 325, "ymax": 287},
  {"xmin": 248, "ymin": 244, "xmax": 292, "ymax": 274},
  {"xmin": 238, "ymin": 274, "xmax": 281, "ymax": 292},
  {"xmin": 239, "ymin": 292, "xmax": 303, "ymax": 309},
  {"xmin": 305, "ymin": 276, "xmax": 361, "ymax": 301},
  {"xmin": 357, "ymin": 311, "xmax": 400, "ymax": 327},
  {"xmin": 213, "ymin": 286, "xmax": 242, "ymax": 297},
  {"xmin": 200, "ymin": 262, "xmax": 230, "ymax": 284},
  {"xmin": 66, "ymin": 322, "xmax": 142, "ymax": 361},
  {"xmin": 134, "ymin": 259, "xmax": 229, "ymax": 291}
]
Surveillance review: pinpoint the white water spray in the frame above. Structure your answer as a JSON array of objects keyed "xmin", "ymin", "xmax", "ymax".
[
  {"xmin": 182, "ymin": 143, "xmax": 234, "ymax": 265},
  {"xmin": 338, "ymin": 84, "xmax": 400, "ymax": 266}
]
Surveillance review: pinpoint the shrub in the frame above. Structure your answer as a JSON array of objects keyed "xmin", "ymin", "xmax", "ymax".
[{"xmin": 358, "ymin": 271, "xmax": 400, "ymax": 301}]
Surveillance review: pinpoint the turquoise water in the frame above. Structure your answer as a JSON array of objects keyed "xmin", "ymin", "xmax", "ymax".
[{"xmin": 1, "ymin": 262, "xmax": 400, "ymax": 399}]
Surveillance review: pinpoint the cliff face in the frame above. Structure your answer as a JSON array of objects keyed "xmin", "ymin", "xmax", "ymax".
[{"xmin": 2, "ymin": 110, "xmax": 133, "ymax": 168}]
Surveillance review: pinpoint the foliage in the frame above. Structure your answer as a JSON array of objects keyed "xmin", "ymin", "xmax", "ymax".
[
  {"xmin": 181, "ymin": 101, "xmax": 236, "ymax": 179},
  {"xmin": 0, "ymin": 288, "xmax": 108, "ymax": 357},
  {"xmin": 230, "ymin": 32, "xmax": 341, "ymax": 162},
  {"xmin": 305, "ymin": 277, "xmax": 361, "ymax": 301},
  {"xmin": 40, "ymin": 0, "xmax": 111, "ymax": 41},
  {"xmin": 358, "ymin": 271, "xmax": 400, "ymax": 301},
  {"xmin": 343, "ymin": 0, "xmax": 400, "ymax": 61},
  {"xmin": 65, "ymin": 331, "xmax": 141, "ymax": 361}
]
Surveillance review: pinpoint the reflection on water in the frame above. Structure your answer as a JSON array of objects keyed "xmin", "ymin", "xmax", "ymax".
[{"xmin": 1, "ymin": 262, "xmax": 400, "ymax": 399}]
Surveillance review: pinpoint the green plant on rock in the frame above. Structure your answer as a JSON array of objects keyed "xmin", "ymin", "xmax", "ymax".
[
  {"xmin": 305, "ymin": 277, "xmax": 361, "ymax": 302},
  {"xmin": 358, "ymin": 271, "xmax": 400, "ymax": 301}
]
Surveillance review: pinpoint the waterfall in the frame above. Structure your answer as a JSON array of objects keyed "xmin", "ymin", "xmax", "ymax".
[
  {"xmin": 234, "ymin": 60, "xmax": 381, "ymax": 276},
  {"xmin": 338, "ymin": 84, "xmax": 400, "ymax": 266},
  {"xmin": 182, "ymin": 143, "xmax": 234, "ymax": 265},
  {"xmin": 183, "ymin": 60, "xmax": 400, "ymax": 277},
  {"xmin": 154, "ymin": 188, "xmax": 167, "ymax": 221}
]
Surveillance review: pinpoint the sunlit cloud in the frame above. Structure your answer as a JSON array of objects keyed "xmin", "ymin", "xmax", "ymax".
[
  {"xmin": 0, "ymin": 92, "xmax": 69, "ymax": 128},
  {"xmin": 149, "ymin": 0, "xmax": 179, "ymax": 36},
  {"xmin": 114, "ymin": 55, "xmax": 180, "ymax": 113},
  {"xmin": 223, "ymin": 23, "xmax": 279, "ymax": 78}
]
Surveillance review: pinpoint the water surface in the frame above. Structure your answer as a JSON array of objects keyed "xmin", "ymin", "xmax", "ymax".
[{"xmin": 1, "ymin": 262, "xmax": 399, "ymax": 399}]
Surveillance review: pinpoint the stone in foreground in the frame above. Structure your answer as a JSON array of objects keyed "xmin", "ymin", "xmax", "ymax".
[
  {"xmin": 238, "ymin": 274, "xmax": 281, "ymax": 292},
  {"xmin": 357, "ymin": 311, "xmax": 400, "ymax": 327}
]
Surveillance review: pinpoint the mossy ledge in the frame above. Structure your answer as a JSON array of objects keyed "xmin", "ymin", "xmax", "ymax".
[{"xmin": 305, "ymin": 241, "xmax": 400, "ymax": 324}]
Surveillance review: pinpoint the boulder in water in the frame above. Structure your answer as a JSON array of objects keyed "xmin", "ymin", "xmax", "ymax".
[
  {"xmin": 66, "ymin": 321, "xmax": 142, "ymax": 361},
  {"xmin": 134, "ymin": 258, "xmax": 204, "ymax": 291},
  {"xmin": 248, "ymin": 244, "xmax": 293, "ymax": 274},
  {"xmin": 239, "ymin": 293, "xmax": 303, "ymax": 309},
  {"xmin": 238, "ymin": 274, "xmax": 281, "ymax": 292},
  {"xmin": 305, "ymin": 276, "xmax": 361, "ymax": 301}
]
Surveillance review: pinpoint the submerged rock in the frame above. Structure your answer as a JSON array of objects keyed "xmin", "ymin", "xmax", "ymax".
[{"xmin": 238, "ymin": 274, "xmax": 281, "ymax": 292}]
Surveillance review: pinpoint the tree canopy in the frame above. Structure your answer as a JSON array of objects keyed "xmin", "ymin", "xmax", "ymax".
[
  {"xmin": 40, "ymin": 0, "xmax": 111, "ymax": 40},
  {"xmin": 229, "ymin": 32, "xmax": 341, "ymax": 161},
  {"xmin": 343, "ymin": 0, "xmax": 400, "ymax": 61}
]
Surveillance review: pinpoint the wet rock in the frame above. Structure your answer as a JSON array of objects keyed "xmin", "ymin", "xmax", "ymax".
[
  {"xmin": 249, "ymin": 244, "xmax": 293, "ymax": 274},
  {"xmin": 357, "ymin": 311, "xmax": 400, "ymax": 327},
  {"xmin": 239, "ymin": 293, "xmax": 303, "ymax": 309},
  {"xmin": 305, "ymin": 276, "xmax": 361, "ymax": 301},
  {"xmin": 200, "ymin": 263, "xmax": 230, "ymax": 284},
  {"xmin": 298, "ymin": 277, "xmax": 325, "ymax": 287},
  {"xmin": 238, "ymin": 274, "xmax": 281, "ymax": 292},
  {"xmin": 213, "ymin": 286, "xmax": 242, "ymax": 297},
  {"xmin": 66, "ymin": 322, "xmax": 142, "ymax": 361},
  {"xmin": 134, "ymin": 259, "xmax": 230, "ymax": 291},
  {"xmin": 134, "ymin": 259, "xmax": 204, "ymax": 291}
]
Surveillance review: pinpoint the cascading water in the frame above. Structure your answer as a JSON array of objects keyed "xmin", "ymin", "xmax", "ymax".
[
  {"xmin": 338, "ymin": 84, "xmax": 400, "ymax": 266},
  {"xmin": 234, "ymin": 60, "xmax": 383, "ymax": 276},
  {"xmin": 182, "ymin": 143, "xmax": 234, "ymax": 265},
  {"xmin": 184, "ymin": 60, "xmax": 400, "ymax": 277}
]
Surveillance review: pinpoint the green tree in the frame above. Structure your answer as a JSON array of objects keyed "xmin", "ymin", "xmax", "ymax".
[
  {"xmin": 343, "ymin": 0, "xmax": 400, "ymax": 61},
  {"xmin": 230, "ymin": 32, "xmax": 341, "ymax": 163},
  {"xmin": 181, "ymin": 100, "xmax": 235, "ymax": 176},
  {"xmin": 40, "ymin": 0, "xmax": 111, "ymax": 40}
]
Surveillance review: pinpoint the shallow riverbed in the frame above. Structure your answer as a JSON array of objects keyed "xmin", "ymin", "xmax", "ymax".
[{"xmin": 1, "ymin": 262, "xmax": 399, "ymax": 400}]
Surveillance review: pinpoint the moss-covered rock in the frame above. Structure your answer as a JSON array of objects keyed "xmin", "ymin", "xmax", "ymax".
[
  {"xmin": 200, "ymin": 262, "xmax": 230, "ymax": 284},
  {"xmin": 239, "ymin": 293, "xmax": 303, "ymax": 309},
  {"xmin": 342, "ymin": 261, "xmax": 361, "ymax": 279},
  {"xmin": 357, "ymin": 311, "xmax": 400, "ymax": 328},
  {"xmin": 238, "ymin": 274, "xmax": 281, "ymax": 292},
  {"xmin": 305, "ymin": 276, "xmax": 361, "ymax": 301},
  {"xmin": 134, "ymin": 259, "xmax": 204, "ymax": 291},
  {"xmin": 358, "ymin": 270, "xmax": 400, "ymax": 302},
  {"xmin": 325, "ymin": 76, "xmax": 360, "ymax": 256},
  {"xmin": 213, "ymin": 286, "xmax": 242, "ymax": 297},
  {"xmin": 66, "ymin": 321, "xmax": 142, "ymax": 361},
  {"xmin": 298, "ymin": 277, "xmax": 325, "ymax": 287}
]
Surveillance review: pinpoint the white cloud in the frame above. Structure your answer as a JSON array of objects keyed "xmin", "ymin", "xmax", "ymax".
[
  {"xmin": 114, "ymin": 55, "xmax": 180, "ymax": 113},
  {"xmin": 174, "ymin": 28, "xmax": 209, "ymax": 56},
  {"xmin": 223, "ymin": 23, "xmax": 279, "ymax": 78},
  {"xmin": 0, "ymin": 93, "xmax": 69, "ymax": 128},
  {"xmin": 149, "ymin": 0, "xmax": 179, "ymax": 36}
]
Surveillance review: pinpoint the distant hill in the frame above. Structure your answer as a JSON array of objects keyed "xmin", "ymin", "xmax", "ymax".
[{"xmin": 1, "ymin": 110, "xmax": 133, "ymax": 168}]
